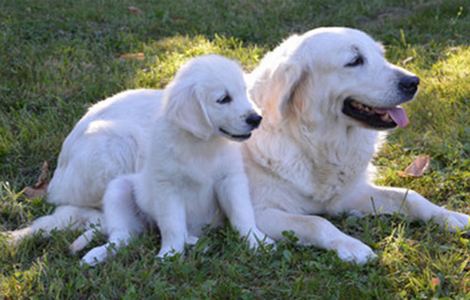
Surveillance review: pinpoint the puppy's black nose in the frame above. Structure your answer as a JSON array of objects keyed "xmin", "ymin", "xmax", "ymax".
[
  {"xmin": 245, "ymin": 113, "xmax": 262, "ymax": 128},
  {"xmin": 399, "ymin": 75, "xmax": 420, "ymax": 96}
]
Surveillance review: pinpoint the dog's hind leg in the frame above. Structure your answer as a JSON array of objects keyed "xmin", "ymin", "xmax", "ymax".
[
  {"xmin": 5, "ymin": 205, "xmax": 103, "ymax": 246},
  {"xmin": 81, "ymin": 176, "xmax": 146, "ymax": 266}
]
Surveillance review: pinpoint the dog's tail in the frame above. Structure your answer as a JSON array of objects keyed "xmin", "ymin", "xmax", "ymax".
[{"xmin": 4, "ymin": 205, "xmax": 103, "ymax": 246}]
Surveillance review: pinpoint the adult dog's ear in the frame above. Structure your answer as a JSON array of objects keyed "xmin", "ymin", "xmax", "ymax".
[
  {"xmin": 164, "ymin": 82, "xmax": 214, "ymax": 141},
  {"xmin": 262, "ymin": 60, "xmax": 306, "ymax": 122}
]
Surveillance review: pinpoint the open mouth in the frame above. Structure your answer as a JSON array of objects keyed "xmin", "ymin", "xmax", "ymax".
[
  {"xmin": 342, "ymin": 98, "xmax": 409, "ymax": 129},
  {"xmin": 219, "ymin": 128, "xmax": 252, "ymax": 141}
]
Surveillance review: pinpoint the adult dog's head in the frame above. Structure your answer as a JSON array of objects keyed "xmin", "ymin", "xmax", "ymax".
[
  {"xmin": 164, "ymin": 54, "xmax": 262, "ymax": 141},
  {"xmin": 250, "ymin": 27, "xmax": 419, "ymax": 130}
]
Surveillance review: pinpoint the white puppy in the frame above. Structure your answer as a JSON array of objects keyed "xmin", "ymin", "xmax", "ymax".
[
  {"xmin": 243, "ymin": 27, "xmax": 469, "ymax": 264},
  {"xmin": 74, "ymin": 55, "xmax": 270, "ymax": 265}
]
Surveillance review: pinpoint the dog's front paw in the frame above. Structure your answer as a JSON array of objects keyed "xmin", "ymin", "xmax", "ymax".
[
  {"xmin": 81, "ymin": 243, "xmax": 113, "ymax": 266},
  {"xmin": 435, "ymin": 210, "xmax": 469, "ymax": 232},
  {"xmin": 245, "ymin": 229, "xmax": 275, "ymax": 250},
  {"xmin": 333, "ymin": 237, "xmax": 377, "ymax": 265}
]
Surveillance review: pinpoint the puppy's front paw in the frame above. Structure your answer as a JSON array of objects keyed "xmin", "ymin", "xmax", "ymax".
[
  {"xmin": 156, "ymin": 246, "xmax": 184, "ymax": 259},
  {"xmin": 333, "ymin": 237, "xmax": 377, "ymax": 265},
  {"xmin": 435, "ymin": 210, "xmax": 469, "ymax": 232},
  {"xmin": 81, "ymin": 244, "xmax": 113, "ymax": 266}
]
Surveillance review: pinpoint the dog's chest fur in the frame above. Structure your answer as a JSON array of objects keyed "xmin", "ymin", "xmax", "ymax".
[
  {"xmin": 302, "ymin": 135, "xmax": 370, "ymax": 202},
  {"xmin": 247, "ymin": 124, "xmax": 377, "ymax": 207}
]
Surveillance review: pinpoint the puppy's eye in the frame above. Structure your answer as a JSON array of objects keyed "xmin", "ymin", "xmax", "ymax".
[
  {"xmin": 217, "ymin": 95, "xmax": 232, "ymax": 104},
  {"xmin": 345, "ymin": 55, "xmax": 364, "ymax": 67}
]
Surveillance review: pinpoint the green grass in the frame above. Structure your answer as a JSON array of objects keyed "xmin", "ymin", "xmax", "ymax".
[{"xmin": 1, "ymin": 0, "xmax": 469, "ymax": 298}]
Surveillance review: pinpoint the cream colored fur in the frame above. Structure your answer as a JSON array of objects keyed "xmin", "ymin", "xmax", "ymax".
[
  {"xmin": 243, "ymin": 27, "xmax": 469, "ymax": 263},
  {"xmin": 5, "ymin": 28, "xmax": 468, "ymax": 265},
  {"xmin": 77, "ymin": 55, "xmax": 270, "ymax": 265}
]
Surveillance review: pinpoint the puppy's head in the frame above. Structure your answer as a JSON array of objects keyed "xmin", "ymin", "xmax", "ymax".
[
  {"xmin": 164, "ymin": 55, "xmax": 261, "ymax": 141},
  {"xmin": 253, "ymin": 27, "xmax": 419, "ymax": 130}
]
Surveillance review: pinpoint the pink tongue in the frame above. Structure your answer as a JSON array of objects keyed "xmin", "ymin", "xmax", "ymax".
[{"xmin": 385, "ymin": 107, "xmax": 409, "ymax": 128}]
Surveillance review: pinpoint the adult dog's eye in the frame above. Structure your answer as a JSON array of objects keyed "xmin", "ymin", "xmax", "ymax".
[
  {"xmin": 345, "ymin": 55, "xmax": 364, "ymax": 67},
  {"xmin": 217, "ymin": 95, "xmax": 232, "ymax": 104}
]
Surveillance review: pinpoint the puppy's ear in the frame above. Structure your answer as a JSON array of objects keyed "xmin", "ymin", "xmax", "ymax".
[
  {"xmin": 164, "ymin": 83, "xmax": 214, "ymax": 141},
  {"xmin": 262, "ymin": 61, "xmax": 306, "ymax": 122}
]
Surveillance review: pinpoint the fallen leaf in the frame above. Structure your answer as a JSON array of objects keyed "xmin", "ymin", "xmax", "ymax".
[
  {"xmin": 119, "ymin": 52, "xmax": 145, "ymax": 61},
  {"xmin": 398, "ymin": 155, "xmax": 430, "ymax": 177},
  {"xmin": 23, "ymin": 161, "xmax": 49, "ymax": 199},
  {"xmin": 431, "ymin": 277, "xmax": 441, "ymax": 288},
  {"xmin": 128, "ymin": 6, "xmax": 142, "ymax": 15}
]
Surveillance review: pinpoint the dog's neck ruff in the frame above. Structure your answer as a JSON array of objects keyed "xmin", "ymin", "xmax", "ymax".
[{"xmin": 247, "ymin": 118, "xmax": 377, "ymax": 204}]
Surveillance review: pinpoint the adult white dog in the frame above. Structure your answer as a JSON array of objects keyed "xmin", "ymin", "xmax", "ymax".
[
  {"xmin": 73, "ymin": 55, "xmax": 270, "ymax": 265},
  {"xmin": 6, "ymin": 28, "xmax": 469, "ymax": 265},
  {"xmin": 243, "ymin": 27, "xmax": 469, "ymax": 263}
]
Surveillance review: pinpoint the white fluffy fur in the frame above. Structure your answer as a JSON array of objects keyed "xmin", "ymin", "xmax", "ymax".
[
  {"xmin": 77, "ymin": 55, "xmax": 270, "ymax": 265},
  {"xmin": 243, "ymin": 27, "xmax": 469, "ymax": 264},
  {"xmin": 6, "ymin": 28, "xmax": 469, "ymax": 265}
]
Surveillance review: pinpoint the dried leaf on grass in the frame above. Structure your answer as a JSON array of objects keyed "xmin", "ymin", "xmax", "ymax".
[
  {"xmin": 119, "ymin": 52, "xmax": 145, "ymax": 61},
  {"xmin": 23, "ymin": 161, "xmax": 49, "ymax": 199},
  {"xmin": 431, "ymin": 277, "xmax": 441, "ymax": 288},
  {"xmin": 398, "ymin": 155, "xmax": 431, "ymax": 177},
  {"xmin": 128, "ymin": 6, "xmax": 143, "ymax": 15}
]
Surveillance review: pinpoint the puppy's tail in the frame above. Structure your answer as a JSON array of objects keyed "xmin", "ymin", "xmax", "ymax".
[{"xmin": 4, "ymin": 205, "xmax": 103, "ymax": 247}]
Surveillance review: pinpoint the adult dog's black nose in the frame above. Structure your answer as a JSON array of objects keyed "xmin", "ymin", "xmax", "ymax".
[
  {"xmin": 399, "ymin": 75, "xmax": 420, "ymax": 96},
  {"xmin": 245, "ymin": 113, "xmax": 262, "ymax": 128}
]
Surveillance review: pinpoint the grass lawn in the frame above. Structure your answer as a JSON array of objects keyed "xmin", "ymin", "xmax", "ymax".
[{"xmin": 1, "ymin": 0, "xmax": 469, "ymax": 298}]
